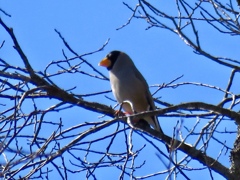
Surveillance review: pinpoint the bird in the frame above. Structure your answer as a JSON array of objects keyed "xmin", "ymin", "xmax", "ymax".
[{"xmin": 98, "ymin": 50, "xmax": 164, "ymax": 135}]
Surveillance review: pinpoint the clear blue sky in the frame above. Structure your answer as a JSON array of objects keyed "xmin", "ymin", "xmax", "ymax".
[{"xmin": 1, "ymin": 1, "xmax": 239, "ymax": 179}]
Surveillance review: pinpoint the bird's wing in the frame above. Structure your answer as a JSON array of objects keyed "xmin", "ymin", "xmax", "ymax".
[{"xmin": 133, "ymin": 68, "xmax": 163, "ymax": 134}]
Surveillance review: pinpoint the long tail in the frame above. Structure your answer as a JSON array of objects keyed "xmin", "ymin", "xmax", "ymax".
[{"xmin": 153, "ymin": 116, "xmax": 164, "ymax": 134}]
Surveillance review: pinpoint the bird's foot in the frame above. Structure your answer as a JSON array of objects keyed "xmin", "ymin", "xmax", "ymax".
[{"xmin": 114, "ymin": 110, "xmax": 127, "ymax": 117}]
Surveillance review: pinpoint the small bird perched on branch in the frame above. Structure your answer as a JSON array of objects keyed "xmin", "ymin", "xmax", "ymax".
[{"xmin": 98, "ymin": 50, "xmax": 164, "ymax": 135}]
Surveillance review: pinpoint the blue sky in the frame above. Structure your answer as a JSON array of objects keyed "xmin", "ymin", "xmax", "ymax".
[{"xmin": 1, "ymin": 1, "xmax": 239, "ymax": 179}]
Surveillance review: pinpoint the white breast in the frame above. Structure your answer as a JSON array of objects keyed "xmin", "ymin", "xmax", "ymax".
[{"xmin": 109, "ymin": 66, "xmax": 148, "ymax": 114}]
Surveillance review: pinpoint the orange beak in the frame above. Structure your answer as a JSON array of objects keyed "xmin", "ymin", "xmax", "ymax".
[{"xmin": 98, "ymin": 57, "xmax": 111, "ymax": 68}]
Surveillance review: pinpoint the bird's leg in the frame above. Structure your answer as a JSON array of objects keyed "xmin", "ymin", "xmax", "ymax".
[
  {"xmin": 114, "ymin": 100, "xmax": 135, "ymax": 117},
  {"xmin": 112, "ymin": 102, "xmax": 126, "ymax": 117},
  {"xmin": 114, "ymin": 110, "xmax": 126, "ymax": 117},
  {"xmin": 119, "ymin": 101, "xmax": 150, "ymax": 130}
]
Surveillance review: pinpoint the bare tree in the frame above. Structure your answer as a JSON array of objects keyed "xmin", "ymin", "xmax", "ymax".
[
  {"xmin": 120, "ymin": 0, "xmax": 240, "ymax": 179},
  {"xmin": 0, "ymin": 0, "xmax": 240, "ymax": 179}
]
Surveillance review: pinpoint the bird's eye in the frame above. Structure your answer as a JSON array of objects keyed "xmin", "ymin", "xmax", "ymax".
[{"xmin": 107, "ymin": 51, "xmax": 120, "ymax": 61}]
